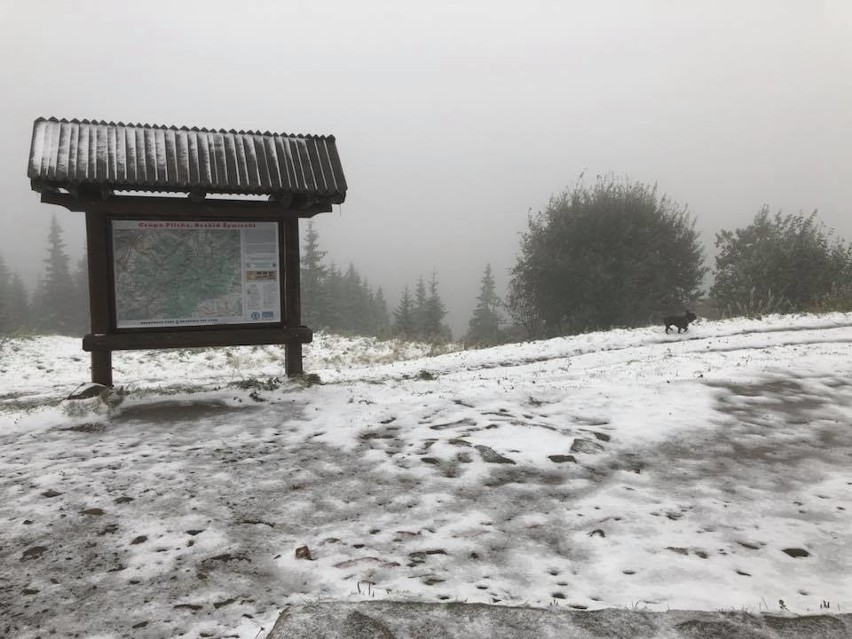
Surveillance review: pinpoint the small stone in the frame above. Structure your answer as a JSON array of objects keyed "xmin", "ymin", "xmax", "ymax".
[
  {"xmin": 295, "ymin": 545, "xmax": 313, "ymax": 560},
  {"xmin": 570, "ymin": 438, "xmax": 604, "ymax": 454},
  {"xmin": 782, "ymin": 547, "xmax": 810, "ymax": 558},
  {"xmin": 474, "ymin": 445, "xmax": 515, "ymax": 464},
  {"xmin": 407, "ymin": 549, "xmax": 448, "ymax": 566},
  {"xmin": 21, "ymin": 545, "xmax": 48, "ymax": 561},
  {"xmin": 422, "ymin": 575, "xmax": 445, "ymax": 585},
  {"xmin": 66, "ymin": 384, "xmax": 108, "ymax": 400},
  {"xmin": 41, "ymin": 489, "xmax": 62, "ymax": 498},
  {"xmin": 213, "ymin": 597, "xmax": 236, "ymax": 609},
  {"xmin": 548, "ymin": 455, "xmax": 576, "ymax": 464}
]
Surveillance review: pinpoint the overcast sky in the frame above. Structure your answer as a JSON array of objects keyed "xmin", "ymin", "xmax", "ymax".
[{"xmin": 1, "ymin": 0, "xmax": 850, "ymax": 334}]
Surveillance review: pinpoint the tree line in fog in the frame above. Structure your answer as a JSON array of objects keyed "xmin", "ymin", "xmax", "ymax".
[{"xmin": 3, "ymin": 174, "xmax": 852, "ymax": 345}]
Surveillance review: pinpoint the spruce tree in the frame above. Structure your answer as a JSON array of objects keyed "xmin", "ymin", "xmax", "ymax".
[
  {"xmin": 412, "ymin": 276, "xmax": 428, "ymax": 338},
  {"xmin": 6, "ymin": 273, "xmax": 30, "ymax": 332},
  {"xmin": 0, "ymin": 254, "xmax": 10, "ymax": 333},
  {"xmin": 341, "ymin": 263, "xmax": 371, "ymax": 334},
  {"xmin": 422, "ymin": 272, "xmax": 449, "ymax": 340},
  {"xmin": 36, "ymin": 216, "xmax": 77, "ymax": 334},
  {"xmin": 301, "ymin": 221, "xmax": 329, "ymax": 328},
  {"xmin": 372, "ymin": 287, "xmax": 391, "ymax": 336},
  {"xmin": 393, "ymin": 286, "xmax": 415, "ymax": 337},
  {"xmin": 467, "ymin": 264, "xmax": 503, "ymax": 345},
  {"xmin": 324, "ymin": 263, "xmax": 344, "ymax": 332},
  {"xmin": 72, "ymin": 253, "xmax": 90, "ymax": 334}
]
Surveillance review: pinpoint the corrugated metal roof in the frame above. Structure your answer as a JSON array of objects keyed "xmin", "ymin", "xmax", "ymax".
[{"xmin": 28, "ymin": 117, "xmax": 347, "ymax": 202}]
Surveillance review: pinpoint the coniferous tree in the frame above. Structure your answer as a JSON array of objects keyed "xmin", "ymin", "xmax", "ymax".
[
  {"xmin": 467, "ymin": 264, "xmax": 503, "ymax": 345},
  {"xmin": 341, "ymin": 263, "xmax": 371, "ymax": 334},
  {"xmin": 372, "ymin": 287, "xmax": 391, "ymax": 336},
  {"xmin": 393, "ymin": 286, "xmax": 415, "ymax": 337},
  {"xmin": 301, "ymin": 221, "xmax": 329, "ymax": 328},
  {"xmin": 323, "ymin": 263, "xmax": 344, "ymax": 332},
  {"xmin": 297, "ymin": 224, "xmax": 396, "ymax": 337},
  {"xmin": 0, "ymin": 254, "xmax": 10, "ymax": 333},
  {"xmin": 35, "ymin": 216, "xmax": 77, "ymax": 334},
  {"xmin": 422, "ymin": 272, "xmax": 450, "ymax": 340},
  {"xmin": 6, "ymin": 273, "xmax": 30, "ymax": 332},
  {"xmin": 72, "ymin": 253, "xmax": 90, "ymax": 334},
  {"xmin": 412, "ymin": 276, "xmax": 428, "ymax": 337}
]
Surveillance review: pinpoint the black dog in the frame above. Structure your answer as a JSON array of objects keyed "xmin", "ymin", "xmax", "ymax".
[{"xmin": 664, "ymin": 310, "xmax": 697, "ymax": 334}]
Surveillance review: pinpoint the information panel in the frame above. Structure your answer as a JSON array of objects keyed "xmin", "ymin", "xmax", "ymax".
[{"xmin": 112, "ymin": 220, "xmax": 281, "ymax": 329}]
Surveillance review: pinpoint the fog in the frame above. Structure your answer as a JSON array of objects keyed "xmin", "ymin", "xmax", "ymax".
[{"xmin": 1, "ymin": 0, "xmax": 850, "ymax": 335}]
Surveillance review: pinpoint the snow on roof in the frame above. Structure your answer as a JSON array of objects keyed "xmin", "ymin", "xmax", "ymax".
[{"xmin": 27, "ymin": 117, "xmax": 347, "ymax": 201}]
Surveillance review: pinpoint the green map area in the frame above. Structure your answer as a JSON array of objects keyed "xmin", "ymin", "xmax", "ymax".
[{"xmin": 113, "ymin": 228, "xmax": 243, "ymax": 325}]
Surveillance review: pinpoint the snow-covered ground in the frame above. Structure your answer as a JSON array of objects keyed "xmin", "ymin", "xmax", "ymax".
[{"xmin": 1, "ymin": 314, "xmax": 851, "ymax": 639}]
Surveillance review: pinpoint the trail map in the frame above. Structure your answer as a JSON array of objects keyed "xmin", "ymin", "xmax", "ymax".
[{"xmin": 112, "ymin": 220, "xmax": 281, "ymax": 329}]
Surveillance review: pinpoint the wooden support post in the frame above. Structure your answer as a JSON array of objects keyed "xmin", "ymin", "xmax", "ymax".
[
  {"xmin": 84, "ymin": 210, "xmax": 114, "ymax": 386},
  {"xmin": 283, "ymin": 217, "xmax": 303, "ymax": 376}
]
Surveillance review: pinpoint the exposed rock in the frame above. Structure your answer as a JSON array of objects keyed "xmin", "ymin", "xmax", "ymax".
[
  {"xmin": 66, "ymin": 384, "xmax": 108, "ymax": 400},
  {"xmin": 295, "ymin": 545, "xmax": 313, "ymax": 560},
  {"xmin": 474, "ymin": 445, "xmax": 515, "ymax": 464},
  {"xmin": 548, "ymin": 454, "xmax": 577, "ymax": 464},
  {"xmin": 782, "ymin": 547, "xmax": 810, "ymax": 558},
  {"xmin": 21, "ymin": 546, "xmax": 48, "ymax": 561},
  {"xmin": 570, "ymin": 438, "xmax": 605, "ymax": 454},
  {"xmin": 407, "ymin": 549, "xmax": 448, "ymax": 566},
  {"xmin": 203, "ymin": 552, "xmax": 250, "ymax": 565},
  {"xmin": 213, "ymin": 597, "xmax": 236, "ymax": 609}
]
